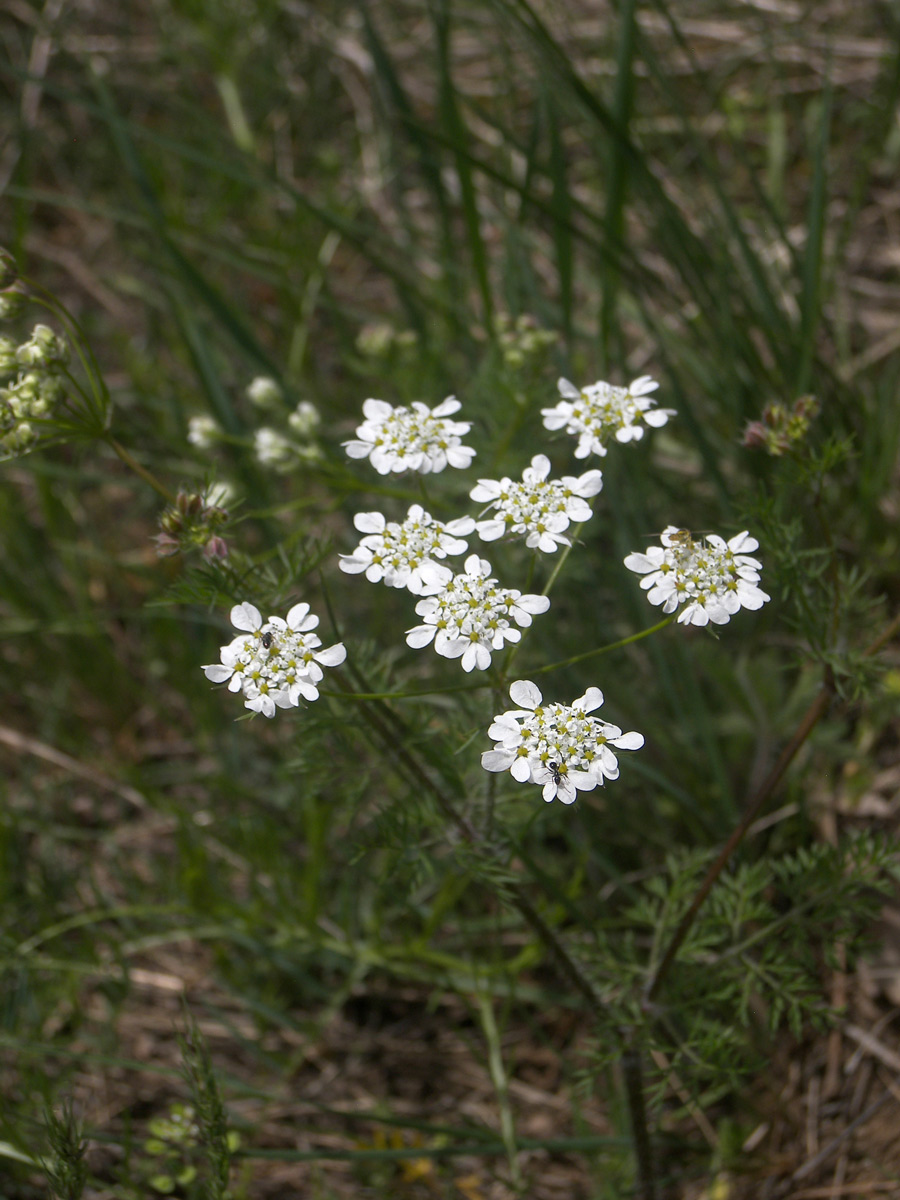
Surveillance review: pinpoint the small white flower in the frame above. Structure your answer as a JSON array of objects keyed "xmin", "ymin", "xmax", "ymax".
[
  {"xmin": 343, "ymin": 396, "xmax": 476, "ymax": 475},
  {"xmin": 188, "ymin": 415, "xmax": 221, "ymax": 449},
  {"xmin": 202, "ymin": 600, "xmax": 346, "ymax": 717},
  {"xmin": 254, "ymin": 427, "xmax": 298, "ymax": 470},
  {"xmin": 203, "ymin": 480, "xmax": 237, "ymax": 510},
  {"xmin": 481, "ymin": 679, "xmax": 644, "ymax": 803},
  {"xmin": 339, "ymin": 505, "xmax": 476, "ymax": 594},
  {"xmin": 246, "ymin": 376, "xmax": 283, "ymax": 409},
  {"xmin": 406, "ymin": 554, "xmax": 549, "ymax": 672},
  {"xmin": 288, "ymin": 400, "xmax": 320, "ymax": 437},
  {"xmin": 624, "ymin": 526, "xmax": 771, "ymax": 626},
  {"xmin": 542, "ymin": 375, "xmax": 675, "ymax": 459},
  {"xmin": 470, "ymin": 454, "xmax": 602, "ymax": 552}
]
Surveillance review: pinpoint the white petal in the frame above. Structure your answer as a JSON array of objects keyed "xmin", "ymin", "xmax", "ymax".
[
  {"xmin": 338, "ymin": 554, "xmax": 368, "ymax": 574},
  {"xmin": 362, "ymin": 398, "xmax": 393, "ymax": 420},
  {"xmin": 728, "ymin": 531, "xmax": 759, "ymax": 554},
  {"xmin": 611, "ymin": 730, "xmax": 644, "ymax": 750},
  {"xmin": 470, "ymin": 480, "xmax": 502, "ymax": 502},
  {"xmin": 354, "ymin": 511, "xmax": 386, "ymax": 533},
  {"xmin": 541, "ymin": 409, "xmax": 569, "ymax": 431},
  {"xmin": 482, "ymin": 748, "xmax": 517, "ymax": 773},
  {"xmin": 557, "ymin": 377, "xmax": 580, "ymax": 399},
  {"xmin": 406, "ymin": 625, "xmax": 437, "ymax": 649},
  {"xmin": 444, "ymin": 515, "xmax": 476, "ymax": 536},
  {"xmin": 314, "ymin": 642, "xmax": 346, "ymax": 666},
  {"xmin": 285, "ymin": 602, "xmax": 315, "ymax": 630},
  {"xmin": 513, "ymin": 593, "xmax": 550, "ymax": 614},
  {"xmin": 231, "ymin": 602, "xmax": 262, "ymax": 631},
  {"xmin": 510, "ymin": 756, "xmax": 533, "ymax": 782},
  {"xmin": 509, "ymin": 679, "xmax": 542, "ymax": 709},
  {"xmin": 446, "ymin": 445, "xmax": 476, "ymax": 469},
  {"xmin": 203, "ymin": 664, "xmax": 234, "ymax": 683},
  {"xmin": 343, "ymin": 440, "xmax": 373, "ymax": 459},
  {"xmin": 574, "ymin": 686, "xmax": 604, "ymax": 713},
  {"xmin": 475, "ymin": 519, "xmax": 506, "ymax": 542},
  {"xmin": 628, "ymin": 375, "xmax": 659, "ymax": 396},
  {"xmin": 571, "ymin": 469, "xmax": 603, "ymax": 497},
  {"xmin": 624, "ymin": 552, "xmax": 657, "ymax": 574}
]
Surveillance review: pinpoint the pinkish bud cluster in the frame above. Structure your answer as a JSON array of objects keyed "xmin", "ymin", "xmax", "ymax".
[
  {"xmin": 742, "ymin": 396, "xmax": 819, "ymax": 457},
  {"xmin": 155, "ymin": 489, "xmax": 230, "ymax": 561}
]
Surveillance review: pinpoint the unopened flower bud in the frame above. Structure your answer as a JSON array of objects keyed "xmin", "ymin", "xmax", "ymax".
[
  {"xmin": 16, "ymin": 324, "xmax": 68, "ymax": 369},
  {"xmin": 356, "ymin": 323, "xmax": 395, "ymax": 357},
  {"xmin": 0, "ymin": 285, "xmax": 28, "ymax": 321},
  {"xmin": 0, "ymin": 336, "xmax": 17, "ymax": 375},
  {"xmin": 202, "ymin": 535, "xmax": 229, "ymax": 561},
  {"xmin": 742, "ymin": 420, "xmax": 769, "ymax": 450},
  {"xmin": 287, "ymin": 400, "xmax": 320, "ymax": 437},
  {"xmin": 187, "ymin": 414, "xmax": 221, "ymax": 449},
  {"xmin": 254, "ymin": 426, "xmax": 296, "ymax": 469},
  {"xmin": 246, "ymin": 376, "xmax": 283, "ymax": 409},
  {"xmin": 160, "ymin": 507, "xmax": 184, "ymax": 535},
  {"xmin": 154, "ymin": 531, "xmax": 181, "ymax": 557}
]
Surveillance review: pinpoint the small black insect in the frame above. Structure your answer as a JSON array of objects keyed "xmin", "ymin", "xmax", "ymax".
[
  {"xmin": 547, "ymin": 760, "xmax": 564, "ymax": 785},
  {"xmin": 261, "ymin": 631, "xmax": 275, "ymax": 650}
]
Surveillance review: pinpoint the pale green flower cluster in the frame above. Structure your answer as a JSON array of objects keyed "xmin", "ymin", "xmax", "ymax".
[{"xmin": 0, "ymin": 324, "xmax": 69, "ymax": 458}]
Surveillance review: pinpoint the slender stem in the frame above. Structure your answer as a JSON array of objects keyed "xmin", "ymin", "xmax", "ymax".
[
  {"xmin": 330, "ymin": 662, "xmax": 657, "ymax": 1188},
  {"xmin": 105, "ymin": 437, "xmax": 176, "ymax": 503},
  {"xmin": 622, "ymin": 1040, "xmax": 656, "ymax": 1200},
  {"xmin": 644, "ymin": 605, "xmax": 900, "ymax": 1007},
  {"xmin": 644, "ymin": 671, "xmax": 835, "ymax": 1007},
  {"xmin": 534, "ymin": 615, "xmax": 675, "ymax": 675},
  {"xmin": 501, "ymin": 524, "xmax": 583, "ymax": 679}
]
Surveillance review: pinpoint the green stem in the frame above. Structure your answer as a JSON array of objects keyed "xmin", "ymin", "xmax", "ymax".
[
  {"xmin": 105, "ymin": 436, "xmax": 176, "ymax": 503},
  {"xmin": 534, "ymin": 614, "xmax": 676, "ymax": 675}
]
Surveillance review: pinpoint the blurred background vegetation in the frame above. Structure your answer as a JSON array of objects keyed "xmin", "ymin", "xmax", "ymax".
[{"xmin": 2, "ymin": 0, "xmax": 900, "ymax": 1196}]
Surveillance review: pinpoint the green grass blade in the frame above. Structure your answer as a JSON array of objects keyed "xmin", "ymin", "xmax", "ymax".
[
  {"xmin": 433, "ymin": 0, "xmax": 494, "ymax": 329},
  {"xmin": 796, "ymin": 78, "xmax": 833, "ymax": 395},
  {"xmin": 600, "ymin": 0, "xmax": 638, "ymax": 366}
]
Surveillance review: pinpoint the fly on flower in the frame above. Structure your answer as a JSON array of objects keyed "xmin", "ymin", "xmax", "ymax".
[
  {"xmin": 202, "ymin": 601, "xmax": 346, "ymax": 717},
  {"xmin": 624, "ymin": 526, "xmax": 771, "ymax": 627},
  {"xmin": 482, "ymin": 680, "xmax": 644, "ymax": 804},
  {"xmin": 541, "ymin": 375, "xmax": 675, "ymax": 459}
]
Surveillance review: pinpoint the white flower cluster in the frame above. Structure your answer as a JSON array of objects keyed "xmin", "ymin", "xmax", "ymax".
[
  {"xmin": 202, "ymin": 602, "xmax": 346, "ymax": 717},
  {"xmin": 470, "ymin": 454, "xmax": 603, "ymax": 552},
  {"xmin": 343, "ymin": 396, "xmax": 475, "ymax": 475},
  {"xmin": 406, "ymin": 555, "xmax": 550, "ymax": 672},
  {"xmin": 0, "ymin": 324, "xmax": 69, "ymax": 457},
  {"xmin": 482, "ymin": 680, "xmax": 644, "ymax": 804},
  {"xmin": 624, "ymin": 527, "xmax": 770, "ymax": 626},
  {"xmin": 542, "ymin": 375, "xmax": 674, "ymax": 459},
  {"xmin": 339, "ymin": 505, "xmax": 475, "ymax": 594}
]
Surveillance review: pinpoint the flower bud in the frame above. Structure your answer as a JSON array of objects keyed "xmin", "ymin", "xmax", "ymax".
[
  {"xmin": 246, "ymin": 376, "xmax": 283, "ymax": 409},
  {"xmin": 16, "ymin": 324, "xmax": 68, "ymax": 369},
  {"xmin": 202, "ymin": 535, "xmax": 229, "ymax": 561},
  {"xmin": 287, "ymin": 400, "xmax": 320, "ymax": 437},
  {"xmin": 0, "ymin": 336, "xmax": 17, "ymax": 375},
  {"xmin": 0, "ymin": 286, "xmax": 27, "ymax": 321},
  {"xmin": 187, "ymin": 414, "xmax": 221, "ymax": 449}
]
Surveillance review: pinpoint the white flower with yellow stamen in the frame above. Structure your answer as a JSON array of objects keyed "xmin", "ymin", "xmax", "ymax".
[
  {"xmin": 482, "ymin": 679, "xmax": 644, "ymax": 804},
  {"xmin": 343, "ymin": 396, "xmax": 475, "ymax": 475},
  {"xmin": 624, "ymin": 526, "xmax": 770, "ymax": 626},
  {"xmin": 542, "ymin": 375, "xmax": 674, "ymax": 459}
]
